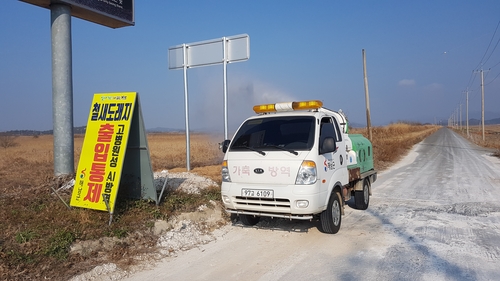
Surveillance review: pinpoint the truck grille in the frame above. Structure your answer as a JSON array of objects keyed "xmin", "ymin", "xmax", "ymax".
[{"xmin": 234, "ymin": 196, "xmax": 290, "ymax": 208}]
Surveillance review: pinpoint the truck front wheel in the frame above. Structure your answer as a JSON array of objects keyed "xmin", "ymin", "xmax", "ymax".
[
  {"xmin": 240, "ymin": 214, "xmax": 260, "ymax": 226},
  {"xmin": 355, "ymin": 179, "xmax": 370, "ymax": 210},
  {"xmin": 320, "ymin": 191, "xmax": 342, "ymax": 234}
]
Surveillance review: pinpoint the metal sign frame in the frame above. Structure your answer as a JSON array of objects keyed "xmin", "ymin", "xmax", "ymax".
[
  {"xmin": 168, "ymin": 34, "xmax": 250, "ymax": 170},
  {"xmin": 169, "ymin": 34, "xmax": 250, "ymax": 69}
]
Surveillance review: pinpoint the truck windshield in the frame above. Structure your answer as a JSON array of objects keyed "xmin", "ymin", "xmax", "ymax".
[{"xmin": 230, "ymin": 116, "xmax": 315, "ymax": 152}]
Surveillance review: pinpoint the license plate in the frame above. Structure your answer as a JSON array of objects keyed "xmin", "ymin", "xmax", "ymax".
[{"xmin": 241, "ymin": 189, "xmax": 274, "ymax": 198}]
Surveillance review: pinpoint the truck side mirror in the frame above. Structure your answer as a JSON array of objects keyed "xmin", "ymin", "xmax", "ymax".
[
  {"xmin": 221, "ymin": 139, "xmax": 231, "ymax": 153},
  {"xmin": 320, "ymin": 137, "xmax": 336, "ymax": 154}
]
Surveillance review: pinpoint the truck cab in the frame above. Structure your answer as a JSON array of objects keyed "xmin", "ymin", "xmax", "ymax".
[{"xmin": 220, "ymin": 100, "xmax": 376, "ymax": 234}]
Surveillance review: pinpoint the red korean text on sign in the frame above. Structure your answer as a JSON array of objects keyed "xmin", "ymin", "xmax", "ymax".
[{"xmin": 83, "ymin": 123, "xmax": 114, "ymax": 203}]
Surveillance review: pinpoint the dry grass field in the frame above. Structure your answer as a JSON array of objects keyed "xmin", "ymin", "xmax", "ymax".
[
  {"xmin": 351, "ymin": 123, "xmax": 441, "ymax": 170},
  {"xmin": 0, "ymin": 123, "xmax": 440, "ymax": 280},
  {"xmin": 453, "ymin": 124, "xmax": 500, "ymax": 157}
]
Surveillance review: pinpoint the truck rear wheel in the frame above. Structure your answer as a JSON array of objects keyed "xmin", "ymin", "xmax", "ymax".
[
  {"xmin": 320, "ymin": 191, "xmax": 342, "ymax": 234},
  {"xmin": 240, "ymin": 214, "xmax": 260, "ymax": 226},
  {"xmin": 355, "ymin": 179, "xmax": 370, "ymax": 210}
]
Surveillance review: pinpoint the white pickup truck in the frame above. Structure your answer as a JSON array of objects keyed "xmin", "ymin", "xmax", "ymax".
[{"xmin": 220, "ymin": 100, "xmax": 377, "ymax": 234}]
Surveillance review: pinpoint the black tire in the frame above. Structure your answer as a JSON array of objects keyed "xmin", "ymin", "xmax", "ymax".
[
  {"xmin": 230, "ymin": 213, "xmax": 239, "ymax": 222},
  {"xmin": 240, "ymin": 214, "xmax": 260, "ymax": 226},
  {"xmin": 320, "ymin": 191, "xmax": 342, "ymax": 234},
  {"xmin": 355, "ymin": 179, "xmax": 370, "ymax": 210}
]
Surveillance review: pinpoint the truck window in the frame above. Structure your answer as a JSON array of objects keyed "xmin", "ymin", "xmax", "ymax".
[
  {"xmin": 320, "ymin": 117, "xmax": 336, "ymax": 150},
  {"xmin": 333, "ymin": 118, "xmax": 342, "ymax": 142},
  {"xmin": 230, "ymin": 116, "xmax": 315, "ymax": 151}
]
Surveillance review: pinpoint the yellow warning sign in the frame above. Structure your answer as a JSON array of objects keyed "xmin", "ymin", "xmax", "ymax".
[{"xmin": 70, "ymin": 92, "xmax": 137, "ymax": 212}]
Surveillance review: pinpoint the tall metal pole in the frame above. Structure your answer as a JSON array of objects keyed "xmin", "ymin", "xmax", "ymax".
[
  {"xmin": 454, "ymin": 111, "xmax": 457, "ymax": 128},
  {"xmin": 466, "ymin": 89, "xmax": 469, "ymax": 137},
  {"xmin": 51, "ymin": 4, "xmax": 74, "ymax": 176},
  {"xmin": 183, "ymin": 44, "xmax": 191, "ymax": 170},
  {"xmin": 481, "ymin": 69, "xmax": 485, "ymax": 141},
  {"xmin": 362, "ymin": 49, "xmax": 372, "ymax": 141},
  {"xmin": 459, "ymin": 103, "xmax": 462, "ymax": 130},
  {"xmin": 223, "ymin": 37, "xmax": 228, "ymax": 140},
  {"xmin": 455, "ymin": 110, "xmax": 457, "ymax": 128}
]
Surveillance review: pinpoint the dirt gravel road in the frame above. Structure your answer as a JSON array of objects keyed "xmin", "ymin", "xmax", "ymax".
[{"xmin": 124, "ymin": 128, "xmax": 500, "ymax": 281}]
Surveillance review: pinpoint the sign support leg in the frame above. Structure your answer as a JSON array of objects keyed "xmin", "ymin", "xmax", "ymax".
[
  {"xmin": 183, "ymin": 44, "xmax": 191, "ymax": 171},
  {"xmin": 223, "ymin": 37, "xmax": 228, "ymax": 140}
]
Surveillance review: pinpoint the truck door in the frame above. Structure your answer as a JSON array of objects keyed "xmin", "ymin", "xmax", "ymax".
[
  {"xmin": 318, "ymin": 117, "xmax": 347, "ymax": 192},
  {"xmin": 332, "ymin": 116, "xmax": 347, "ymax": 173}
]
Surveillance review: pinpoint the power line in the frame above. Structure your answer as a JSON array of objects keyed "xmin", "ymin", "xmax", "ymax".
[
  {"xmin": 474, "ymin": 20, "xmax": 500, "ymax": 69},
  {"xmin": 459, "ymin": 20, "xmax": 500, "ymax": 121},
  {"xmin": 485, "ymin": 71, "xmax": 500, "ymax": 86},
  {"xmin": 484, "ymin": 60, "xmax": 500, "ymax": 86},
  {"xmin": 467, "ymin": 70, "xmax": 478, "ymax": 90},
  {"xmin": 489, "ymin": 60, "xmax": 500, "ymax": 70},
  {"xmin": 482, "ymin": 35, "xmax": 500, "ymax": 65}
]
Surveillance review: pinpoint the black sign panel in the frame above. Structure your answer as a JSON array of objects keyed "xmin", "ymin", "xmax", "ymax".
[{"xmin": 20, "ymin": 0, "xmax": 134, "ymax": 28}]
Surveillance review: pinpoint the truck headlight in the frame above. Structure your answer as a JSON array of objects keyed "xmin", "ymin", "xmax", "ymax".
[
  {"xmin": 222, "ymin": 160, "xmax": 231, "ymax": 182},
  {"xmin": 295, "ymin": 160, "xmax": 317, "ymax": 185}
]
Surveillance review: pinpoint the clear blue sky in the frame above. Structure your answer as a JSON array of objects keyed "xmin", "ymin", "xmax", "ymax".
[{"xmin": 1, "ymin": 1, "xmax": 500, "ymax": 133}]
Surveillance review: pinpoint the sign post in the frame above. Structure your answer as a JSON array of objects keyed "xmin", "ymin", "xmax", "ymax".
[
  {"xmin": 70, "ymin": 92, "xmax": 156, "ymax": 224},
  {"xmin": 19, "ymin": 0, "xmax": 134, "ymax": 176},
  {"xmin": 168, "ymin": 34, "xmax": 250, "ymax": 170}
]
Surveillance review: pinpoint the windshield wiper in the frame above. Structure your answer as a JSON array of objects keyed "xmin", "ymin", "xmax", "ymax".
[
  {"xmin": 231, "ymin": 145, "xmax": 266, "ymax": 156},
  {"xmin": 262, "ymin": 144, "xmax": 298, "ymax": 155}
]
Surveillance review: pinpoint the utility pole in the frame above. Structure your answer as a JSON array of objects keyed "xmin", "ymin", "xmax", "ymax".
[
  {"xmin": 481, "ymin": 69, "xmax": 485, "ymax": 141},
  {"xmin": 455, "ymin": 109, "xmax": 458, "ymax": 128},
  {"xmin": 474, "ymin": 69, "xmax": 490, "ymax": 141},
  {"xmin": 466, "ymin": 88, "xmax": 469, "ymax": 138},
  {"xmin": 362, "ymin": 49, "xmax": 372, "ymax": 141},
  {"xmin": 459, "ymin": 103, "xmax": 462, "ymax": 130}
]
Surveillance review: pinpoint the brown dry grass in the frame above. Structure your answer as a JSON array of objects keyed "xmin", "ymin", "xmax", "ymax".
[
  {"xmin": 0, "ymin": 124, "xmax": 440, "ymax": 280},
  {"xmin": 147, "ymin": 133, "xmax": 224, "ymax": 171},
  {"xmin": 351, "ymin": 123, "xmax": 441, "ymax": 170},
  {"xmin": 0, "ymin": 134, "xmax": 223, "ymax": 280},
  {"xmin": 453, "ymin": 125, "xmax": 500, "ymax": 157}
]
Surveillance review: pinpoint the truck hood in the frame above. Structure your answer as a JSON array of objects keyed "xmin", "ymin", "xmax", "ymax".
[{"xmin": 225, "ymin": 150, "xmax": 311, "ymax": 185}]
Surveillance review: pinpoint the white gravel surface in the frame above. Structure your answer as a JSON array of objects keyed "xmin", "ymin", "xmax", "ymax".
[
  {"xmin": 153, "ymin": 170, "xmax": 218, "ymax": 194},
  {"xmin": 70, "ymin": 171, "xmax": 222, "ymax": 281},
  {"xmin": 73, "ymin": 128, "xmax": 500, "ymax": 281}
]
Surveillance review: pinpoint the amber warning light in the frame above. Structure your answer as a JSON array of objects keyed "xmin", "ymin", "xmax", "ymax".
[{"xmin": 253, "ymin": 100, "xmax": 323, "ymax": 114}]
